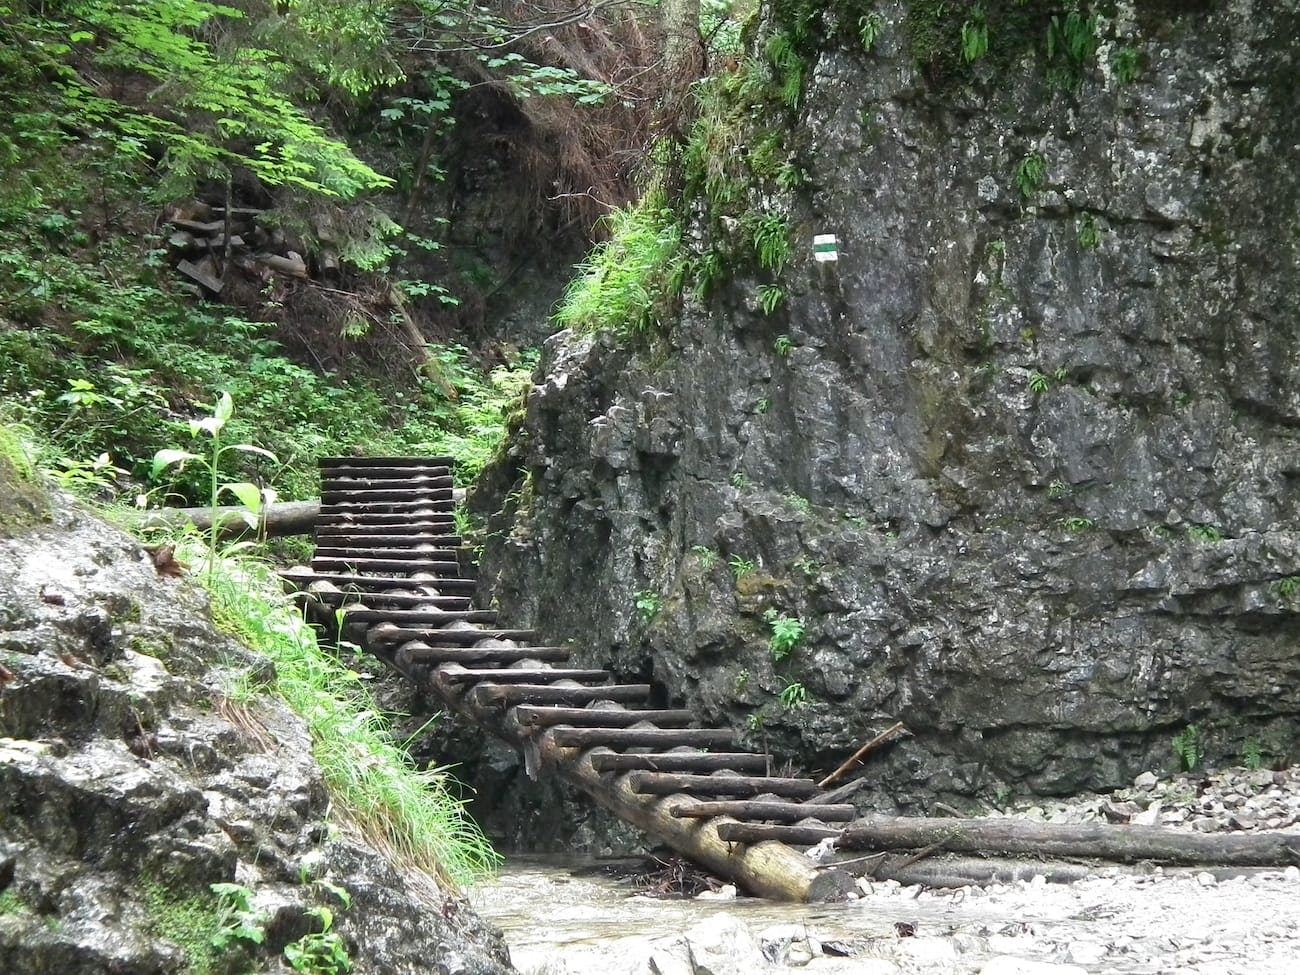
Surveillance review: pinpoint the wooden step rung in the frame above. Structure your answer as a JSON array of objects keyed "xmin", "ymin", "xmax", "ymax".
[
  {"xmin": 277, "ymin": 570, "xmax": 476, "ymax": 594},
  {"xmin": 319, "ymin": 497, "xmax": 455, "ymax": 512},
  {"xmin": 368, "ymin": 625, "xmax": 535, "ymax": 646},
  {"xmin": 340, "ymin": 609, "xmax": 495, "ymax": 625},
  {"xmin": 513, "ymin": 706, "xmax": 694, "ymax": 728},
  {"xmin": 467, "ymin": 683, "xmax": 650, "ymax": 708},
  {"xmin": 435, "ymin": 667, "xmax": 609, "ymax": 685},
  {"xmin": 669, "ymin": 800, "xmax": 857, "ymax": 823},
  {"xmin": 628, "ymin": 772, "xmax": 818, "ymax": 799},
  {"xmin": 316, "ymin": 518, "xmax": 455, "ymax": 531},
  {"xmin": 549, "ymin": 727, "xmax": 733, "ymax": 749},
  {"xmin": 321, "ymin": 488, "xmax": 454, "ymax": 503},
  {"xmin": 320, "ymin": 476, "xmax": 454, "ymax": 491},
  {"xmin": 314, "ymin": 546, "xmax": 460, "ymax": 560},
  {"xmin": 293, "ymin": 591, "xmax": 472, "ymax": 610},
  {"xmin": 715, "ymin": 823, "xmax": 843, "ymax": 845},
  {"xmin": 311, "ymin": 533, "xmax": 463, "ymax": 547},
  {"xmin": 319, "ymin": 466, "xmax": 451, "ymax": 479},
  {"xmin": 319, "ymin": 455, "xmax": 455, "ymax": 468},
  {"xmin": 310, "ymin": 557, "xmax": 461, "ymax": 574},
  {"xmin": 398, "ymin": 645, "xmax": 571, "ymax": 665},
  {"xmin": 589, "ymin": 752, "xmax": 771, "ymax": 773}
]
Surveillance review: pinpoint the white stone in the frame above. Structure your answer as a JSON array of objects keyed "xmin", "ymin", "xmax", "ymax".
[
  {"xmin": 1284, "ymin": 865, "xmax": 1300, "ymax": 882},
  {"xmin": 978, "ymin": 957, "xmax": 1088, "ymax": 975},
  {"xmin": 683, "ymin": 914, "xmax": 766, "ymax": 975},
  {"xmin": 695, "ymin": 884, "xmax": 737, "ymax": 901},
  {"xmin": 1134, "ymin": 771, "xmax": 1160, "ymax": 790},
  {"xmin": 1197, "ymin": 871, "xmax": 1217, "ymax": 887},
  {"xmin": 894, "ymin": 936, "xmax": 958, "ymax": 966},
  {"xmin": 1065, "ymin": 941, "xmax": 1109, "ymax": 965}
]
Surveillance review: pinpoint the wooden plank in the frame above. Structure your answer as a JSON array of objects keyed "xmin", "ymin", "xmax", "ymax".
[
  {"xmin": 294, "ymin": 591, "xmax": 471, "ymax": 610},
  {"xmin": 319, "ymin": 455, "xmax": 456, "ymax": 467},
  {"xmin": 336, "ymin": 608, "xmax": 492, "ymax": 625},
  {"xmin": 467, "ymin": 683, "xmax": 650, "ymax": 708},
  {"xmin": 320, "ymin": 477, "xmax": 454, "ymax": 490},
  {"xmin": 321, "ymin": 488, "xmax": 453, "ymax": 503},
  {"xmin": 318, "ymin": 466, "xmax": 453, "ymax": 479},
  {"xmin": 313, "ymin": 555, "xmax": 465, "ymax": 571},
  {"xmin": 549, "ymin": 727, "xmax": 733, "ymax": 749},
  {"xmin": 397, "ymin": 645, "xmax": 570, "ymax": 666},
  {"xmin": 513, "ymin": 706, "xmax": 694, "ymax": 728},
  {"xmin": 312, "ymin": 533, "xmax": 461, "ymax": 547},
  {"xmin": 716, "ymin": 823, "xmax": 843, "ymax": 845},
  {"xmin": 278, "ymin": 571, "xmax": 475, "ymax": 594},
  {"xmin": 590, "ymin": 753, "xmax": 771, "ymax": 773},
  {"xmin": 319, "ymin": 498, "xmax": 456, "ymax": 512},
  {"xmin": 310, "ymin": 557, "xmax": 461, "ymax": 573},
  {"xmin": 629, "ymin": 772, "xmax": 818, "ymax": 799},
  {"xmin": 670, "ymin": 800, "xmax": 856, "ymax": 823},
  {"xmin": 367, "ymin": 624, "xmax": 535, "ymax": 646},
  {"xmin": 435, "ymin": 667, "xmax": 609, "ymax": 685}
]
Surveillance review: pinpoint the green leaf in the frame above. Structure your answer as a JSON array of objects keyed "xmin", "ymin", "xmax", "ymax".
[
  {"xmin": 151, "ymin": 449, "xmax": 201, "ymax": 479},
  {"xmin": 190, "ymin": 417, "xmax": 223, "ymax": 437},
  {"xmin": 221, "ymin": 481, "xmax": 263, "ymax": 510}
]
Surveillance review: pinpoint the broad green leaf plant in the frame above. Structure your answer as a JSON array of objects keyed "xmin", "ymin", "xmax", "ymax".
[{"xmin": 152, "ymin": 392, "xmax": 277, "ymax": 582}]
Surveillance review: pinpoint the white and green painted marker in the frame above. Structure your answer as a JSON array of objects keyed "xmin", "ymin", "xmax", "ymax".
[{"xmin": 813, "ymin": 234, "xmax": 838, "ymax": 262}]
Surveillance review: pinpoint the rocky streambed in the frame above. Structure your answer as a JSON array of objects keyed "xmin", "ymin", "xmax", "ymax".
[{"xmin": 472, "ymin": 767, "xmax": 1300, "ymax": 975}]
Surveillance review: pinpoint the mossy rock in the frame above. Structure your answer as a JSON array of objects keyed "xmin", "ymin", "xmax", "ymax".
[{"xmin": 0, "ymin": 439, "xmax": 49, "ymax": 538}]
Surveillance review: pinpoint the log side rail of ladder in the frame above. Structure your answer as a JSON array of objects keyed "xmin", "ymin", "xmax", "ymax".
[{"xmin": 280, "ymin": 456, "xmax": 855, "ymax": 902}]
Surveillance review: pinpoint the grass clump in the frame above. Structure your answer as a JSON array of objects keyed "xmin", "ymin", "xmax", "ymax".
[
  {"xmin": 553, "ymin": 192, "xmax": 685, "ymax": 338},
  {"xmin": 143, "ymin": 883, "xmax": 224, "ymax": 975},
  {"xmin": 189, "ymin": 540, "xmax": 500, "ymax": 887}
]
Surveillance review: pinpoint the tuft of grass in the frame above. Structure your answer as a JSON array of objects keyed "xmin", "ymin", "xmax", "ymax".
[
  {"xmin": 553, "ymin": 193, "xmax": 684, "ymax": 338},
  {"xmin": 189, "ymin": 540, "xmax": 499, "ymax": 886},
  {"xmin": 143, "ymin": 883, "xmax": 224, "ymax": 975}
]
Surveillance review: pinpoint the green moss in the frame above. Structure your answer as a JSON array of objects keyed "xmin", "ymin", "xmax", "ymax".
[
  {"xmin": 0, "ymin": 890, "xmax": 29, "ymax": 916},
  {"xmin": 144, "ymin": 883, "xmax": 225, "ymax": 975}
]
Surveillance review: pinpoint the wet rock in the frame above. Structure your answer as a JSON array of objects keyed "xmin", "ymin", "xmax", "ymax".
[{"xmin": 0, "ymin": 489, "xmax": 512, "ymax": 975}]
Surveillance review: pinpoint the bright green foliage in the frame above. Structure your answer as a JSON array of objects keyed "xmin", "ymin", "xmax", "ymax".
[
  {"xmin": 960, "ymin": 6, "xmax": 990, "ymax": 63},
  {"xmin": 1242, "ymin": 738, "xmax": 1265, "ymax": 771},
  {"xmin": 1046, "ymin": 10, "xmax": 1100, "ymax": 71},
  {"xmin": 729, "ymin": 555, "xmax": 757, "ymax": 581},
  {"xmin": 859, "ymin": 12, "xmax": 886, "ymax": 51},
  {"xmin": 210, "ymin": 883, "xmax": 268, "ymax": 951},
  {"xmin": 1077, "ymin": 212, "xmax": 1102, "ymax": 250},
  {"xmin": 635, "ymin": 590, "xmax": 662, "ymax": 625},
  {"xmin": 691, "ymin": 545, "xmax": 720, "ymax": 572},
  {"xmin": 1059, "ymin": 516, "xmax": 1095, "ymax": 533},
  {"xmin": 774, "ymin": 334, "xmax": 795, "ymax": 357},
  {"xmin": 758, "ymin": 285, "xmax": 785, "ymax": 315},
  {"xmin": 1015, "ymin": 153, "xmax": 1047, "ymax": 199},
  {"xmin": 284, "ymin": 906, "xmax": 351, "ymax": 974},
  {"xmin": 1028, "ymin": 371, "xmax": 1051, "ymax": 394},
  {"xmin": 1112, "ymin": 46, "xmax": 1141, "ymax": 84},
  {"xmin": 553, "ymin": 194, "xmax": 685, "ymax": 337},
  {"xmin": 1, "ymin": 0, "xmax": 388, "ymax": 199},
  {"xmin": 749, "ymin": 213, "xmax": 793, "ymax": 272},
  {"xmin": 763, "ymin": 609, "xmax": 805, "ymax": 662},
  {"xmin": 1188, "ymin": 524, "xmax": 1223, "ymax": 543},
  {"xmin": 198, "ymin": 545, "xmax": 500, "ymax": 885},
  {"xmin": 1172, "ymin": 725, "xmax": 1202, "ymax": 772},
  {"xmin": 779, "ymin": 680, "xmax": 807, "ymax": 710}
]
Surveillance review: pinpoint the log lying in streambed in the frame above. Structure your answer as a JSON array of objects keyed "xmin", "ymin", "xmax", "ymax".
[{"xmin": 836, "ymin": 815, "xmax": 1300, "ymax": 867}]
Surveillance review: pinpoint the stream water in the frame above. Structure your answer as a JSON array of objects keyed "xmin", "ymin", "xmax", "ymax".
[{"xmin": 468, "ymin": 855, "xmax": 1300, "ymax": 975}]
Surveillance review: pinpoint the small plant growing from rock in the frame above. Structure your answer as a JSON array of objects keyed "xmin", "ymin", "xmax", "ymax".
[
  {"xmin": 774, "ymin": 334, "xmax": 795, "ymax": 357},
  {"xmin": 758, "ymin": 284, "xmax": 784, "ymax": 315},
  {"xmin": 764, "ymin": 609, "xmax": 805, "ymax": 662},
  {"xmin": 1028, "ymin": 370, "xmax": 1051, "ymax": 394},
  {"xmin": 1059, "ymin": 516, "xmax": 1095, "ymax": 533},
  {"xmin": 210, "ymin": 882, "xmax": 267, "ymax": 951},
  {"xmin": 1077, "ymin": 213, "xmax": 1102, "ymax": 250},
  {"xmin": 729, "ymin": 555, "xmax": 757, "ymax": 581},
  {"xmin": 858, "ymin": 12, "xmax": 885, "ymax": 51},
  {"xmin": 1172, "ymin": 725, "xmax": 1202, "ymax": 772},
  {"xmin": 1188, "ymin": 524, "xmax": 1223, "ymax": 543},
  {"xmin": 960, "ymin": 6, "xmax": 989, "ymax": 63},
  {"xmin": 691, "ymin": 545, "xmax": 719, "ymax": 571},
  {"xmin": 1112, "ymin": 46, "xmax": 1141, "ymax": 84},
  {"xmin": 1015, "ymin": 153, "xmax": 1047, "ymax": 199},
  {"xmin": 779, "ymin": 680, "xmax": 807, "ymax": 710},
  {"xmin": 1274, "ymin": 576, "xmax": 1300, "ymax": 605},
  {"xmin": 284, "ymin": 906, "xmax": 351, "ymax": 974},
  {"xmin": 783, "ymin": 492, "xmax": 812, "ymax": 515},
  {"xmin": 634, "ymin": 590, "xmax": 661, "ymax": 625},
  {"xmin": 1242, "ymin": 738, "xmax": 1266, "ymax": 771}
]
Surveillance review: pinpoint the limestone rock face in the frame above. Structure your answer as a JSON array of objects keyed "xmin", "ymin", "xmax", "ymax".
[
  {"xmin": 472, "ymin": 1, "xmax": 1300, "ymax": 840},
  {"xmin": 0, "ymin": 494, "xmax": 513, "ymax": 974}
]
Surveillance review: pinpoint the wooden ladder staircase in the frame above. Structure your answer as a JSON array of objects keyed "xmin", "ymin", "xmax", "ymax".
[{"xmin": 280, "ymin": 457, "xmax": 855, "ymax": 901}]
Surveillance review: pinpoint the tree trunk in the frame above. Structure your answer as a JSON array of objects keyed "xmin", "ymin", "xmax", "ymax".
[
  {"xmin": 131, "ymin": 500, "xmax": 320, "ymax": 539},
  {"xmin": 838, "ymin": 815, "xmax": 1300, "ymax": 867}
]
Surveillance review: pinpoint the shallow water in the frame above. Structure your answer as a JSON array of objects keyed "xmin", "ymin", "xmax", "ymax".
[{"xmin": 468, "ymin": 855, "xmax": 1300, "ymax": 974}]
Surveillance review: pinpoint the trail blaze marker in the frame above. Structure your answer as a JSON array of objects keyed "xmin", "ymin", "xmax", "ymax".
[{"xmin": 813, "ymin": 234, "xmax": 839, "ymax": 262}]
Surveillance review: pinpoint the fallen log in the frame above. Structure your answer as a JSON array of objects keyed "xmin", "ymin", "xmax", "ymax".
[
  {"xmin": 132, "ymin": 500, "xmax": 320, "ymax": 539},
  {"xmin": 858, "ymin": 854, "xmax": 1295, "ymax": 889},
  {"xmin": 837, "ymin": 815, "xmax": 1300, "ymax": 867}
]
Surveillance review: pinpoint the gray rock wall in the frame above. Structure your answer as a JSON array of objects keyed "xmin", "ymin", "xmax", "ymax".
[
  {"xmin": 0, "ymin": 493, "xmax": 512, "ymax": 974},
  {"xmin": 472, "ymin": 0, "xmax": 1300, "ymax": 832}
]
